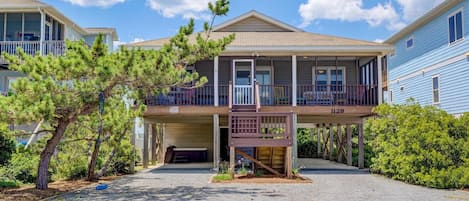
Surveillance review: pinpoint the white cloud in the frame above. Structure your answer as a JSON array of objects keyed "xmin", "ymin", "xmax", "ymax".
[
  {"xmin": 64, "ymin": 0, "xmax": 125, "ymax": 7},
  {"xmin": 298, "ymin": 0, "xmax": 403, "ymax": 31},
  {"xmin": 395, "ymin": 0, "xmax": 445, "ymax": 22},
  {"xmin": 298, "ymin": 0, "xmax": 446, "ymax": 31},
  {"xmin": 374, "ymin": 39, "xmax": 384, "ymax": 43},
  {"xmin": 146, "ymin": 0, "xmax": 215, "ymax": 19}
]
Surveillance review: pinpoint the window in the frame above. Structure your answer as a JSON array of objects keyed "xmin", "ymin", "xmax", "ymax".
[
  {"xmin": 389, "ymin": 90, "xmax": 393, "ymax": 103},
  {"xmin": 449, "ymin": 10, "xmax": 463, "ymax": 44},
  {"xmin": 312, "ymin": 67, "xmax": 346, "ymax": 92},
  {"xmin": 432, "ymin": 75, "xmax": 440, "ymax": 104},
  {"xmin": 406, "ymin": 37, "xmax": 414, "ymax": 49}
]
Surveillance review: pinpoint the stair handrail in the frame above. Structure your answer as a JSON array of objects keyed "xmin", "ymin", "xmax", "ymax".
[
  {"xmin": 255, "ymin": 81, "xmax": 260, "ymax": 110},
  {"xmin": 229, "ymin": 81, "xmax": 233, "ymax": 109}
]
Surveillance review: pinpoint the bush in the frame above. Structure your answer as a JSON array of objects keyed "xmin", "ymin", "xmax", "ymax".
[
  {"xmin": 0, "ymin": 178, "xmax": 21, "ymax": 188},
  {"xmin": 0, "ymin": 126, "xmax": 15, "ymax": 165},
  {"xmin": 367, "ymin": 102, "xmax": 469, "ymax": 189},
  {"xmin": 297, "ymin": 129, "xmax": 318, "ymax": 158},
  {"xmin": 1, "ymin": 147, "xmax": 40, "ymax": 184}
]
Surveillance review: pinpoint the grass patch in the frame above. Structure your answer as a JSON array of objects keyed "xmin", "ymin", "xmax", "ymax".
[
  {"xmin": 212, "ymin": 174, "xmax": 233, "ymax": 182},
  {"xmin": 0, "ymin": 179, "xmax": 21, "ymax": 188}
]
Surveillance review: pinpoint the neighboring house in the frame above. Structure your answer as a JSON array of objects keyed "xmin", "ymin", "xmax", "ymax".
[
  {"xmin": 0, "ymin": 0, "xmax": 118, "ymax": 144},
  {"xmin": 128, "ymin": 11, "xmax": 392, "ymax": 175},
  {"xmin": 385, "ymin": 0, "xmax": 469, "ymax": 116},
  {"xmin": 0, "ymin": 0, "xmax": 118, "ymax": 94}
]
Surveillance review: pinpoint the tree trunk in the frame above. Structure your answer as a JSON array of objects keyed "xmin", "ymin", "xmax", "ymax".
[
  {"xmin": 95, "ymin": 130, "xmax": 126, "ymax": 178},
  {"xmin": 36, "ymin": 121, "xmax": 69, "ymax": 190},
  {"xmin": 86, "ymin": 133, "xmax": 102, "ymax": 181}
]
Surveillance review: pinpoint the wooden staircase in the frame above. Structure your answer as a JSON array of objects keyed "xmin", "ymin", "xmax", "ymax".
[{"xmin": 256, "ymin": 147, "xmax": 286, "ymax": 174}]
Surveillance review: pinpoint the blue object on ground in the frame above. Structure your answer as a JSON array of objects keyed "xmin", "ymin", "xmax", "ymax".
[{"xmin": 96, "ymin": 183, "xmax": 108, "ymax": 190}]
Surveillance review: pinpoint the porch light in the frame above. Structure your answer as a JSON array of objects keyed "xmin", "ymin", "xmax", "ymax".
[{"xmin": 466, "ymin": 52, "xmax": 469, "ymax": 57}]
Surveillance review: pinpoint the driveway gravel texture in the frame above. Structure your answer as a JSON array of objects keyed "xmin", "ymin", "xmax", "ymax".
[{"xmin": 51, "ymin": 168, "xmax": 469, "ymax": 201}]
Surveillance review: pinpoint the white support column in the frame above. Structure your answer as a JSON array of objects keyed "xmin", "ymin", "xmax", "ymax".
[
  {"xmin": 377, "ymin": 55, "xmax": 383, "ymax": 104},
  {"xmin": 213, "ymin": 114, "xmax": 220, "ymax": 170},
  {"xmin": 214, "ymin": 56, "xmax": 219, "ymax": 106},
  {"xmin": 39, "ymin": 9, "xmax": 45, "ymax": 55},
  {"xmin": 292, "ymin": 55, "xmax": 297, "ymax": 106}
]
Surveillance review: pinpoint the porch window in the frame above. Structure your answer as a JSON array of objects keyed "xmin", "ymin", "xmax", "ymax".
[
  {"xmin": 313, "ymin": 67, "xmax": 346, "ymax": 92},
  {"xmin": 432, "ymin": 75, "xmax": 440, "ymax": 104},
  {"xmin": 449, "ymin": 10, "xmax": 463, "ymax": 44}
]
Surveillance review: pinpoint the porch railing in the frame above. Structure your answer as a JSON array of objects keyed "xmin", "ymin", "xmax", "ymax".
[
  {"xmin": 144, "ymin": 83, "xmax": 378, "ymax": 106},
  {"xmin": 229, "ymin": 112, "xmax": 293, "ymax": 147},
  {"xmin": 0, "ymin": 41, "xmax": 65, "ymax": 58},
  {"xmin": 144, "ymin": 84, "xmax": 231, "ymax": 106},
  {"xmin": 297, "ymin": 84, "xmax": 378, "ymax": 106}
]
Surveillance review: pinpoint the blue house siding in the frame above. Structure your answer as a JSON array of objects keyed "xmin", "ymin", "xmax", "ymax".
[
  {"xmin": 390, "ymin": 58, "xmax": 469, "ymax": 114},
  {"xmin": 389, "ymin": 0, "xmax": 469, "ymax": 70},
  {"xmin": 388, "ymin": 0, "xmax": 469, "ymax": 115}
]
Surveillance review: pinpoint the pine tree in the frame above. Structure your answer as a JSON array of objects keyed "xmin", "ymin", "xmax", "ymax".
[{"xmin": 0, "ymin": 0, "xmax": 233, "ymax": 190}]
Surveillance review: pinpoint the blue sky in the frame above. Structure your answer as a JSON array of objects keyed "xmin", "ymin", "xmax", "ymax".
[{"xmin": 41, "ymin": 0, "xmax": 445, "ymax": 44}]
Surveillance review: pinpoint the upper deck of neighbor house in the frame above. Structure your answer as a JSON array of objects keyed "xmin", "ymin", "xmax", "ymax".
[
  {"xmin": 128, "ymin": 11, "xmax": 393, "ymax": 118},
  {"xmin": 0, "ymin": 0, "xmax": 118, "ymax": 65}
]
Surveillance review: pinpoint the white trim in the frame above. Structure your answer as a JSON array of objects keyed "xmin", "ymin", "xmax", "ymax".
[
  {"xmin": 448, "ymin": 8, "xmax": 464, "ymax": 45},
  {"xmin": 377, "ymin": 55, "xmax": 383, "ymax": 104},
  {"xmin": 232, "ymin": 59, "xmax": 255, "ymax": 104},
  {"xmin": 212, "ymin": 10, "xmax": 302, "ymax": 32},
  {"xmin": 432, "ymin": 74, "xmax": 440, "ymax": 105},
  {"xmin": 389, "ymin": 53, "xmax": 467, "ymax": 84},
  {"xmin": 292, "ymin": 55, "xmax": 297, "ymax": 106},
  {"xmin": 312, "ymin": 66, "xmax": 347, "ymax": 93},
  {"xmin": 3, "ymin": 13, "xmax": 7, "ymax": 42}
]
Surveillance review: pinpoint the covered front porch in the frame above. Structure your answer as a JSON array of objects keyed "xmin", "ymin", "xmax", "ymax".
[{"xmin": 144, "ymin": 55, "xmax": 385, "ymax": 107}]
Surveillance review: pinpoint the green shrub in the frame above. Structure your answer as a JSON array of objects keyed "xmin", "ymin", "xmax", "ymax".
[
  {"xmin": 2, "ymin": 147, "xmax": 40, "ymax": 184},
  {"xmin": 0, "ymin": 178, "xmax": 21, "ymax": 188},
  {"xmin": 212, "ymin": 174, "xmax": 232, "ymax": 182},
  {"xmin": 0, "ymin": 126, "xmax": 15, "ymax": 165},
  {"xmin": 367, "ymin": 102, "xmax": 469, "ymax": 189},
  {"xmin": 297, "ymin": 129, "xmax": 318, "ymax": 158}
]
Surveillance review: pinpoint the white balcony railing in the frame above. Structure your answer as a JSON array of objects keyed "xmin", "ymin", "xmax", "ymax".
[{"xmin": 0, "ymin": 41, "xmax": 65, "ymax": 58}]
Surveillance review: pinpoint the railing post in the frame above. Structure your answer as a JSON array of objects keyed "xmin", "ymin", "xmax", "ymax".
[
  {"xmin": 255, "ymin": 81, "xmax": 260, "ymax": 110},
  {"xmin": 229, "ymin": 81, "xmax": 232, "ymax": 109},
  {"xmin": 377, "ymin": 55, "xmax": 383, "ymax": 104}
]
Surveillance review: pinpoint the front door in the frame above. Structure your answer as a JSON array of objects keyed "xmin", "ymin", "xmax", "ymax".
[
  {"xmin": 233, "ymin": 59, "xmax": 254, "ymax": 105},
  {"xmin": 256, "ymin": 68, "xmax": 272, "ymax": 105}
]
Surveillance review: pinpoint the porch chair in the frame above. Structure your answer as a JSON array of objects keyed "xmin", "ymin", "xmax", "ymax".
[{"xmin": 274, "ymin": 86, "xmax": 289, "ymax": 105}]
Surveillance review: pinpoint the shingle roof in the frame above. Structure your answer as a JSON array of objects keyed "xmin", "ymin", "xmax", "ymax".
[
  {"xmin": 0, "ymin": 0, "xmax": 49, "ymax": 8},
  {"xmin": 128, "ymin": 32, "xmax": 389, "ymax": 48},
  {"xmin": 84, "ymin": 28, "xmax": 119, "ymax": 41}
]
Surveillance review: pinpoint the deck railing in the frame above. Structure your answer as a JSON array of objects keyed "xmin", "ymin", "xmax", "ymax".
[
  {"xmin": 144, "ymin": 83, "xmax": 378, "ymax": 106},
  {"xmin": 229, "ymin": 112, "xmax": 293, "ymax": 147},
  {"xmin": 0, "ymin": 41, "xmax": 65, "ymax": 58},
  {"xmin": 297, "ymin": 84, "xmax": 378, "ymax": 106}
]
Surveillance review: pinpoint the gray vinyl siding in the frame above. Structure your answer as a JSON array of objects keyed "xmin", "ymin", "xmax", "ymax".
[
  {"xmin": 217, "ymin": 17, "xmax": 292, "ymax": 32},
  {"xmin": 164, "ymin": 123, "xmax": 214, "ymax": 161}
]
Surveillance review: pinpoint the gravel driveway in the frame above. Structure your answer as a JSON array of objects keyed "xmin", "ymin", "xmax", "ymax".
[{"xmin": 51, "ymin": 168, "xmax": 469, "ymax": 201}]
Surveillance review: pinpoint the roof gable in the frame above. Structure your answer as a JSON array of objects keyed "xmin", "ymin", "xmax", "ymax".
[{"xmin": 212, "ymin": 10, "xmax": 302, "ymax": 32}]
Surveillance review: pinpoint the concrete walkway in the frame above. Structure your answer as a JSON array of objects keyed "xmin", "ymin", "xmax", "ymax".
[
  {"xmin": 297, "ymin": 158, "xmax": 359, "ymax": 170},
  {"xmin": 51, "ymin": 165, "xmax": 469, "ymax": 201}
]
